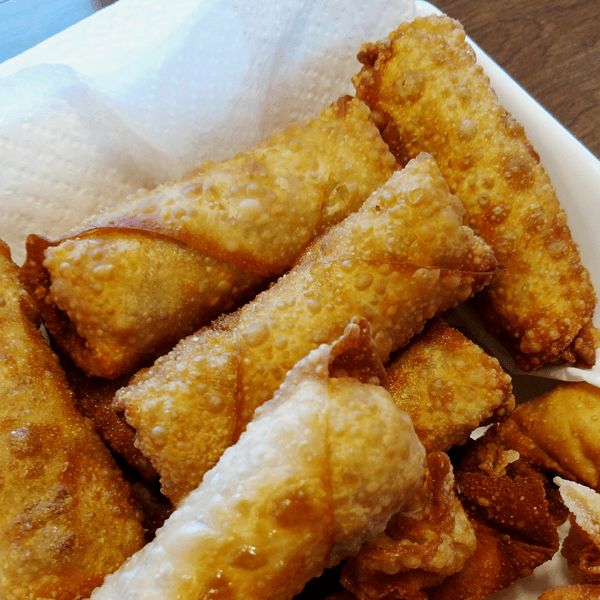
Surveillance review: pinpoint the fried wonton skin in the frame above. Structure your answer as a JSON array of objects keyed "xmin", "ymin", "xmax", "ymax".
[
  {"xmin": 507, "ymin": 383, "xmax": 600, "ymax": 490},
  {"xmin": 342, "ymin": 452, "xmax": 476, "ymax": 600},
  {"xmin": 21, "ymin": 97, "xmax": 396, "ymax": 379},
  {"xmin": 429, "ymin": 431, "xmax": 564, "ymax": 599},
  {"xmin": 353, "ymin": 15, "xmax": 596, "ymax": 370},
  {"xmin": 117, "ymin": 153, "xmax": 497, "ymax": 503},
  {"xmin": 90, "ymin": 322, "xmax": 427, "ymax": 600},
  {"xmin": 0, "ymin": 242, "xmax": 144, "ymax": 599},
  {"xmin": 387, "ymin": 319, "xmax": 514, "ymax": 452},
  {"xmin": 539, "ymin": 584, "xmax": 600, "ymax": 600},
  {"xmin": 563, "ymin": 517, "xmax": 600, "ymax": 584},
  {"xmin": 557, "ymin": 478, "xmax": 600, "ymax": 584}
]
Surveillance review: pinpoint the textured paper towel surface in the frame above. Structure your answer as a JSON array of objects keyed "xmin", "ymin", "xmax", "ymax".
[{"xmin": 0, "ymin": 0, "xmax": 414, "ymax": 263}]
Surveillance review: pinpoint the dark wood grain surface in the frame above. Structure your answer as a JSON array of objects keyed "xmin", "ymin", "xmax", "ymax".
[{"xmin": 434, "ymin": 0, "xmax": 600, "ymax": 157}]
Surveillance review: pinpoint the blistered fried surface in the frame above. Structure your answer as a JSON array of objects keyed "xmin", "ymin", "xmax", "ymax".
[
  {"xmin": 558, "ymin": 478, "xmax": 600, "ymax": 583},
  {"xmin": 429, "ymin": 430, "xmax": 564, "ymax": 599},
  {"xmin": 91, "ymin": 323, "xmax": 426, "ymax": 600},
  {"xmin": 117, "ymin": 153, "xmax": 496, "ymax": 502},
  {"xmin": 0, "ymin": 243, "xmax": 144, "ymax": 599},
  {"xmin": 539, "ymin": 584, "xmax": 600, "ymax": 599},
  {"xmin": 353, "ymin": 15, "xmax": 596, "ymax": 370},
  {"xmin": 342, "ymin": 452, "xmax": 476, "ymax": 600},
  {"xmin": 509, "ymin": 383, "xmax": 600, "ymax": 490},
  {"xmin": 41, "ymin": 232, "xmax": 262, "ymax": 378},
  {"xmin": 387, "ymin": 319, "xmax": 514, "ymax": 452},
  {"xmin": 22, "ymin": 96, "xmax": 395, "ymax": 378}
]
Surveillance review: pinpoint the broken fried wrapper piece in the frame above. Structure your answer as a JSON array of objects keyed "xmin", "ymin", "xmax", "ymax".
[
  {"xmin": 428, "ymin": 427, "xmax": 565, "ymax": 599},
  {"xmin": 341, "ymin": 452, "xmax": 476, "ymax": 600},
  {"xmin": 557, "ymin": 478, "xmax": 600, "ymax": 584},
  {"xmin": 90, "ymin": 321, "xmax": 426, "ymax": 600},
  {"xmin": 353, "ymin": 15, "xmax": 596, "ymax": 370}
]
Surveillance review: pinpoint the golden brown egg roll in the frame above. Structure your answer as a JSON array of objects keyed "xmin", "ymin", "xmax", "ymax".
[
  {"xmin": 353, "ymin": 15, "xmax": 596, "ymax": 370},
  {"xmin": 117, "ymin": 152, "xmax": 497, "ymax": 503},
  {"xmin": 91, "ymin": 322, "xmax": 427, "ymax": 600},
  {"xmin": 21, "ymin": 96, "xmax": 396, "ymax": 379},
  {"xmin": 0, "ymin": 242, "xmax": 144, "ymax": 599},
  {"xmin": 387, "ymin": 319, "xmax": 514, "ymax": 453}
]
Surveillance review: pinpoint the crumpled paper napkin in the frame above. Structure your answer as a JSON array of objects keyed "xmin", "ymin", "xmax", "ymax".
[{"xmin": 0, "ymin": 0, "xmax": 414, "ymax": 263}]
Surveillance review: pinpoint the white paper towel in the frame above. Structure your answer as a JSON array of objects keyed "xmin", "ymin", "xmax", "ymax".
[{"xmin": 0, "ymin": 0, "xmax": 415, "ymax": 263}]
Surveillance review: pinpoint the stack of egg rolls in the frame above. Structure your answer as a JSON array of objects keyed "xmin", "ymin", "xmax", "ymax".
[
  {"xmin": 21, "ymin": 97, "xmax": 396, "ymax": 378},
  {"xmin": 353, "ymin": 15, "xmax": 596, "ymax": 370},
  {"xmin": 91, "ymin": 322, "xmax": 426, "ymax": 600},
  {"xmin": 0, "ymin": 242, "xmax": 144, "ymax": 599},
  {"xmin": 116, "ymin": 153, "xmax": 497, "ymax": 502}
]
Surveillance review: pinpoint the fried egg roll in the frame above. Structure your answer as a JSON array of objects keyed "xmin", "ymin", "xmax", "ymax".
[
  {"xmin": 21, "ymin": 97, "xmax": 396, "ymax": 378},
  {"xmin": 353, "ymin": 15, "xmax": 596, "ymax": 370},
  {"xmin": 91, "ymin": 322, "xmax": 427, "ymax": 600},
  {"xmin": 0, "ymin": 242, "xmax": 144, "ymax": 599},
  {"xmin": 117, "ymin": 153, "xmax": 497, "ymax": 503},
  {"xmin": 387, "ymin": 319, "xmax": 514, "ymax": 453}
]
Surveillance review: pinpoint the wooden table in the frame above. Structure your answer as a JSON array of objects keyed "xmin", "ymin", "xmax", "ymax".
[
  {"xmin": 1, "ymin": 0, "xmax": 598, "ymax": 157},
  {"xmin": 434, "ymin": 0, "xmax": 600, "ymax": 157}
]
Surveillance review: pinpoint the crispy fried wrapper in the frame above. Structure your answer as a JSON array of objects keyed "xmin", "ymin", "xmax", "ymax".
[
  {"xmin": 21, "ymin": 97, "xmax": 396, "ymax": 378},
  {"xmin": 353, "ymin": 15, "xmax": 596, "ymax": 370},
  {"xmin": 539, "ymin": 584, "xmax": 600, "ymax": 599},
  {"xmin": 501, "ymin": 383, "xmax": 600, "ymax": 491},
  {"xmin": 90, "ymin": 321, "xmax": 427, "ymax": 600},
  {"xmin": 0, "ymin": 242, "xmax": 144, "ymax": 599},
  {"xmin": 557, "ymin": 478, "xmax": 600, "ymax": 584},
  {"xmin": 341, "ymin": 452, "xmax": 476, "ymax": 600},
  {"xmin": 428, "ymin": 428, "xmax": 565, "ymax": 600},
  {"xmin": 116, "ymin": 153, "xmax": 497, "ymax": 503},
  {"xmin": 387, "ymin": 319, "xmax": 514, "ymax": 452}
]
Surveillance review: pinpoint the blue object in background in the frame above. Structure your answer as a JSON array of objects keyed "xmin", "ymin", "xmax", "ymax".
[{"xmin": 0, "ymin": 0, "xmax": 115, "ymax": 63}]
